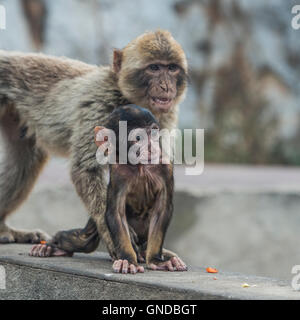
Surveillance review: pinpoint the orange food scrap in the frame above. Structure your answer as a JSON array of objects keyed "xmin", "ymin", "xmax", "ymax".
[
  {"xmin": 206, "ymin": 267, "xmax": 218, "ymax": 273},
  {"xmin": 40, "ymin": 241, "xmax": 47, "ymax": 244}
]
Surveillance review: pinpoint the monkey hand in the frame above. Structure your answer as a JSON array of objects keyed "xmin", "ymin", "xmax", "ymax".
[
  {"xmin": 147, "ymin": 256, "xmax": 187, "ymax": 272},
  {"xmin": 112, "ymin": 259, "xmax": 144, "ymax": 274}
]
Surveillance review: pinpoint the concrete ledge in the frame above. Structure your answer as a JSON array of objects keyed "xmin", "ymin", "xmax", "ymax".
[{"xmin": 0, "ymin": 245, "xmax": 299, "ymax": 300}]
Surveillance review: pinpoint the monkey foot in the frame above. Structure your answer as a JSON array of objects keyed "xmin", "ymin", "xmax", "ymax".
[
  {"xmin": 148, "ymin": 256, "xmax": 188, "ymax": 272},
  {"xmin": 112, "ymin": 259, "xmax": 145, "ymax": 274},
  {"xmin": 29, "ymin": 244, "xmax": 73, "ymax": 257},
  {"xmin": 0, "ymin": 229, "xmax": 50, "ymax": 244}
]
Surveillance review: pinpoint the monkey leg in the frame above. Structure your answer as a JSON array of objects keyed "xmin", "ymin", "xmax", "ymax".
[
  {"xmin": 145, "ymin": 196, "xmax": 187, "ymax": 272},
  {"xmin": 0, "ymin": 109, "xmax": 50, "ymax": 244},
  {"xmin": 103, "ymin": 184, "xmax": 145, "ymax": 274},
  {"xmin": 128, "ymin": 226, "xmax": 146, "ymax": 263},
  {"xmin": 105, "ymin": 203, "xmax": 140, "ymax": 273},
  {"xmin": 70, "ymin": 163, "xmax": 118, "ymax": 260},
  {"xmin": 29, "ymin": 217, "xmax": 100, "ymax": 257},
  {"xmin": 146, "ymin": 237, "xmax": 187, "ymax": 271}
]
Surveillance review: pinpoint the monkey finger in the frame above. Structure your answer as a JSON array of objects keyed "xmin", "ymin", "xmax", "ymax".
[
  {"xmin": 122, "ymin": 260, "xmax": 129, "ymax": 274},
  {"xmin": 112, "ymin": 259, "xmax": 123, "ymax": 273},
  {"xmin": 129, "ymin": 264, "xmax": 137, "ymax": 274},
  {"xmin": 129, "ymin": 264, "xmax": 145, "ymax": 274},
  {"xmin": 137, "ymin": 266, "xmax": 145, "ymax": 273},
  {"xmin": 113, "ymin": 259, "xmax": 124, "ymax": 273}
]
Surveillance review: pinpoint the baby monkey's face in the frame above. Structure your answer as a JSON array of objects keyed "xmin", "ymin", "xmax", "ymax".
[
  {"xmin": 95, "ymin": 122, "xmax": 162, "ymax": 165},
  {"xmin": 126, "ymin": 123, "xmax": 161, "ymax": 164},
  {"xmin": 94, "ymin": 105, "xmax": 163, "ymax": 165}
]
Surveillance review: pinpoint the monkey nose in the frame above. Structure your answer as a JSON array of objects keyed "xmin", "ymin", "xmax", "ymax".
[{"xmin": 159, "ymin": 81, "xmax": 168, "ymax": 92}]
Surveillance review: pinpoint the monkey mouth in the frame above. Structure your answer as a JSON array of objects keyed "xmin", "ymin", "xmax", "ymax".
[{"xmin": 151, "ymin": 97, "xmax": 173, "ymax": 111}]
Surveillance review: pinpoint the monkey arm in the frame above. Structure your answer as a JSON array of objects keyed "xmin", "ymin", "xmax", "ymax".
[
  {"xmin": 70, "ymin": 163, "xmax": 118, "ymax": 260},
  {"xmin": 145, "ymin": 192, "xmax": 188, "ymax": 271},
  {"xmin": 145, "ymin": 170, "xmax": 187, "ymax": 271},
  {"xmin": 145, "ymin": 188, "xmax": 173, "ymax": 266},
  {"xmin": 105, "ymin": 184, "xmax": 138, "ymax": 265}
]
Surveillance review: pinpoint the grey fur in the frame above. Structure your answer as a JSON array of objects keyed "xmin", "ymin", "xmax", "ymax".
[{"xmin": 0, "ymin": 32, "xmax": 186, "ymax": 252}]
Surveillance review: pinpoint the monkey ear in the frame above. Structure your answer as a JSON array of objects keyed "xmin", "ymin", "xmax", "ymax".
[
  {"xmin": 94, "ymin": 126, "xmax": 106, "ymax": 147},
  {"xmin": 112, "ymin": 49, "xmax": 123, "ymax": 74}
]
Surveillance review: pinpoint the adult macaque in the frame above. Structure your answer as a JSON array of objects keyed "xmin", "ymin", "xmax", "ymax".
[{"xmin": 0, "ymin": 30, "xmax": 188, "ymax": 265}]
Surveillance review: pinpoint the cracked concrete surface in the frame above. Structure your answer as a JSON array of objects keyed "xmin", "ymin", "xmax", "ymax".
[{"xmin": 0, "ymin": 244, "xmax": 299, "ymax": 300}]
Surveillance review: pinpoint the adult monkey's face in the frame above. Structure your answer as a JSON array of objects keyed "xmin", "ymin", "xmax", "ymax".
[{"xmin": 113, "ymin": 30, "xmax": 188, "ymax": 116}]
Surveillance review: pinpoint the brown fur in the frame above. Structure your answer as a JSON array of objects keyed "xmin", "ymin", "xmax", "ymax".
[{"xmin": 0, "ymin": 30, "xmax": 188, "ymax": 257}]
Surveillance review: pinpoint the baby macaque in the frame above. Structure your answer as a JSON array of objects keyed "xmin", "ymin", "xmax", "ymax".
[{"xmin": 95, "ymin": 104, "xmax": 187, "ymax": 274}]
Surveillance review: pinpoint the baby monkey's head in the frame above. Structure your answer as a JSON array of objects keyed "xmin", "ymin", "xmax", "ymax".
[{"xmin": 95, "ymin": 104, "xmax": 161, "ymax": 165}]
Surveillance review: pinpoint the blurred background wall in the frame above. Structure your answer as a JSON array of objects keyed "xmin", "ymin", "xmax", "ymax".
[{"xmin": 1, "ymin": 0, "xmax": 300, "ymax": 165}]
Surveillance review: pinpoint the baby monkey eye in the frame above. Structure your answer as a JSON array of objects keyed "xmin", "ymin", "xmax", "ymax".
[
  {"xmin": 168, "ymin": 64, "xmax": 178, "ymax": 72},
  {"xmin": 149, "ymin": 64, "xmax": 160, "ymax": 71}
]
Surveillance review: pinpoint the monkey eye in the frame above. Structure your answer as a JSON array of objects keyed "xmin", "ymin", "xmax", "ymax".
[
  {"xmin": 168, "ymin": 64, "xmax": 178, "ymax": 72},
  {"xmin": 149, "ymin": 64, "xmax": 160, "ymax": 71}
]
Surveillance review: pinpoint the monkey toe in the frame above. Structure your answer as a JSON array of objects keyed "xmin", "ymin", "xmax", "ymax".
[
  {"xmin": 29, "ymin": 244, "xmax": 72, "ymax": 257},
  {"xmin": 29, "ymin": 244, "xmax": 40, "ymax": 256},
  {"xmin": 148, "ymin": 260, "xmax": 173, "ymax": 271},
  {"xmin": 170, "ymin": 256, "xmax": 188, "ymax": 271},
  {"xmin": 29, "ymin": 244, "xmax": 48, "ymax": 257},
  {"xmin": 38, "ymin": 244, "xmax": 48, "ymax": 257},
  {"xmin": 148, "ymin": 257, "xmax": 187, "ymax": 272}
]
